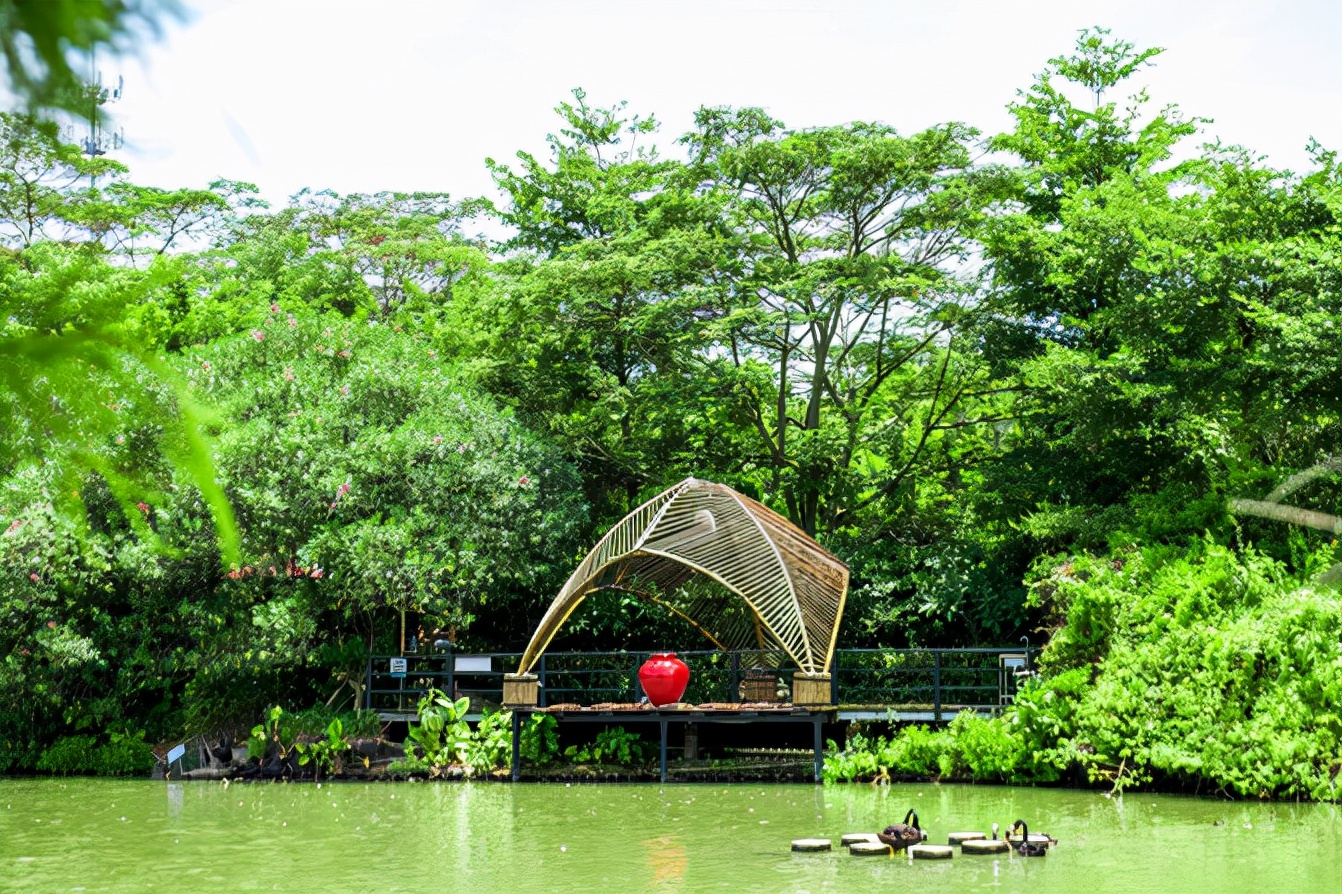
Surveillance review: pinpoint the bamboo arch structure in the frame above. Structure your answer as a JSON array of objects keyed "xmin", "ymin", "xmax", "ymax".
[{"xmin": 513, "ymin": 478, "xmax": 849, "ymax": 689}]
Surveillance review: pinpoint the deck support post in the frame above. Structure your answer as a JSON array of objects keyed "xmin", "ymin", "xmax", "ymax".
[
  {"xmin": 812, "ymin": 714, "xmax": 823, "ymax": 783},
  {"xmin": 659, "ymin": 716, "xmax": 668, "ymax": 783}
]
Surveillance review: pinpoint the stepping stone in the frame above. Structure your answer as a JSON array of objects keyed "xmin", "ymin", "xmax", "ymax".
[
  {"xmin": 841, "ymin": 832, "xmax": 880, "ymax": 846},
  {"xmin": 909, "ymin": 844, "xmax": 954, "ymax": 860},
  {"xmin": 962, "ymin": 838, "xmax": 1010, "ymax": 854},
  {"xmin": 948, "ymin": 831, "xmax": 986, "ymax": 845},
  {"xmin": 791, "ymin": 838, "xmax": 831, "ymax": 852},
  {"xmin": 850, "ymin": 841, "xmax": 891, "ymax": 857}
]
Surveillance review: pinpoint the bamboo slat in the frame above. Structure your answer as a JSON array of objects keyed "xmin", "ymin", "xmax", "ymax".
[{"xmin": 515, "ymin": 478, "xmax": 849, "ymax": 676}]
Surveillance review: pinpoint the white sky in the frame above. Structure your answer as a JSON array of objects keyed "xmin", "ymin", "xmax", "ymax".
[{"xmin": 101, "ymin": 0, "xmax": 1342, "ymax": 208}]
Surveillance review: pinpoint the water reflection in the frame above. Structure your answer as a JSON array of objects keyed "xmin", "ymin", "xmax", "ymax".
[{"xmin": 0, "ymin": 779, "xmax": 1338, "ymax": 893}]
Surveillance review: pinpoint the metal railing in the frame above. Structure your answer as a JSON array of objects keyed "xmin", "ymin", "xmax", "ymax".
[{"xmin": 364, "ymin": 646, "xmax": 1035, "ymax": 717}]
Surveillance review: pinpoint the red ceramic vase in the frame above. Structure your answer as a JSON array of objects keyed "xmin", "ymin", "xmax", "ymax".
[{"xmin": 638, "ymin": 652, "xmax": 690, "ymax": 706}]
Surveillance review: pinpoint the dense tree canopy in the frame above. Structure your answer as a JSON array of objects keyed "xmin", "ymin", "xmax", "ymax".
[{"xmin": 1, "ymin": 27, "xmax": 1338, "ymax": 793}]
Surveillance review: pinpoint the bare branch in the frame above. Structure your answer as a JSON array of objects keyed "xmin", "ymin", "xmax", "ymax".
[
  {"xmin": 1227, "ymin": 498, "xmax": 1342, "ymax": 534},
  {"xmin": 1263, "ymin": 454, "xmax": 1342, "ymax": 504}
]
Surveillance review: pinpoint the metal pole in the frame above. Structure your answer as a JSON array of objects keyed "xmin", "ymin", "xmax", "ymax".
[
  {"xmin": 731, "ymin": 651, "xmax": 741, "ymax": 703},
  {"xmin": 511, "ymin": 710, "xmax": 521, "ymax": 782},
  {"xmin": 933, "ymin": 651, "xmax": 942, "ymax": 722},
  {"xmin": 538, "ymin": 655, "xmax": 548, "ymax": 708}
]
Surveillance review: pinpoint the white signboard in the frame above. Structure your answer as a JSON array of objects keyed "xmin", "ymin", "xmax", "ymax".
[
  {"xmin": 454, "ymin": 655, "xmax": 492, "ymax": 673},
  {"xmin": 389, "ymin": 657, "xmax": 408, "ymax": 678},
  {"xmin": 166, "ymin": 744, "xmax": 186, "ymax": 764}
]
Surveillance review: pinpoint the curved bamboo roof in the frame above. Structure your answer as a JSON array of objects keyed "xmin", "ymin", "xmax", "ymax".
[{"xmin": 515, "ymin": 478, "xmax": 849, "ymax": 676}]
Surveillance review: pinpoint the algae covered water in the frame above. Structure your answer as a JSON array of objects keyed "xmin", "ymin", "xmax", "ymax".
[{"xmin": 2, "ymin": 778, "xmax": 1339, "ymax": 893}]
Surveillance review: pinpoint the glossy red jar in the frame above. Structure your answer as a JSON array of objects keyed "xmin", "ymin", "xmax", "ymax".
[{"xmin": 638, "ymin": 652, "xmax": 690, "ymax": 706}]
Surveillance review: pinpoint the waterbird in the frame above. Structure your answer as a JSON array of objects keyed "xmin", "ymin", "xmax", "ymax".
[
  {"xmin": 1007, "ymin": 820, "xmax": 1049, "ymax": 857},
  {"xmin": 878, "ymin": 809, "xmax": 927, "ymax": 851}
]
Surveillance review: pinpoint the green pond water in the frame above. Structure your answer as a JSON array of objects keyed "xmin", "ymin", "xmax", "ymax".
[{"xmin": 1, "ymin": 778, "xmax": 1339, "ymax": 893}]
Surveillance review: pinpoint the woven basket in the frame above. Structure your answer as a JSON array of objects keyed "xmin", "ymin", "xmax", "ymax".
[{"xmin": 741, "ymin": 670, "xmax": 781, "ymax": 702}]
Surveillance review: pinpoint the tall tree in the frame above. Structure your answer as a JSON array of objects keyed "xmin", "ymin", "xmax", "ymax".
[
  {"xmin": 685, "ymin": 109, "xmax": 997, "ymax": 535},
  {"xmin": 478, "ymin": 90, "xmax": 734, "ymax": 521},
  {"xmin": 980, "ymin": 29, "xmax": 1342, "ymax": 572}
]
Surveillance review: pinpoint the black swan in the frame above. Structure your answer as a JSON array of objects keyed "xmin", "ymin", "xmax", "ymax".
[
  {"xmin": 1008, "ymin": 819, "xmax": 1049, "ymax": 856},
  {"xmin": 878, "ymin": 809, "xmax": 928, "ymax": 851}
]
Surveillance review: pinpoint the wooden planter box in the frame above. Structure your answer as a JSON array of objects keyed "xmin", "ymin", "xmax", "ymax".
[
  {"xmin": 791, "ymin": 672, "xmax": 832, "ymax": 707},
  {"xmin": 503, "ymin": 673, "xmax": 539, "ymax": 707}
]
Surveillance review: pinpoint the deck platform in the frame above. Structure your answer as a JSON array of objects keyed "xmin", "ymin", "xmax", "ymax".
[{"xmin": 509, "ymin": 704, "xmax": 835, "ymax": 783}]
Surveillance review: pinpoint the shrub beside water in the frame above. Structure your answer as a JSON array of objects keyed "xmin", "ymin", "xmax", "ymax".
[
  {"xmin": 35, "ymin": 731, "xmax": 155, "ymax": 776},
  {"xmin": 826, "ymin": 545, "xmax": 1342, "ymax": 801}
]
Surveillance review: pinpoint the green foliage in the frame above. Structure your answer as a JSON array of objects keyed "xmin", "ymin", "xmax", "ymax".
[
  {"xmin": 294, "ymin": 717, "xmax": 351, "ymax": 780},
  {"xmin": 399, "ymin": 691, "xmax": 517, "ymax": 777},
  {"xmin": 823, "ymin": 724, "xmax": 956, "ymax": 783},
  {"xmin": 33, "ymin": 729, "xmax": 152, "ymax": 775},
  {"xmin": 0, "ymin": 0, "xmax": 175, "ymax": 118},
  {"xmin": 0, "ymin": 25, "xmax": 1339, "ymax": 803},
  {"xmin": 404, "ymin": 688, "xmax": 474, "ymax": 770},
  {"xmin": 520, "ymin": 712, "xmax": 559, "ymax": 764},
  {"xmin": 1026, "ymin": 544, "xmax": 1342, "ymax": 799},
  {"xmin": 463, "ymin": 709, "xmax": 514, "ymax": 775},
  {"xmin": 35, "ymin": 734, "xmax": 97, "ymax": 775},
  {"xmin": 92, "ymin": 729, "xmax": 155, "ymax": 775},
  {"xmin": 563, "ymin": 725, "xmax": 654, "ymax": 765},
  {"xmin": 248, "ymin": 705, "xmax": 297, "ymax": 760}
]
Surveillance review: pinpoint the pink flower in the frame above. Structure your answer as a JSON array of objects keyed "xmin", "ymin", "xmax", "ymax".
[
  {"xmin": 109, "ymin": 403, "xmax": 120, "ymax": 412},
  {"xmin": 519, "ymin": 475, "xmax": 531, "ymax": 486},
  {"xmin": 115, "ymin": 435, "xmax": 125, "ymax": 445},
  {"xmin": 337, "ymin": 349, "xmax": 351, "ymax": 358},
  {"xmin": 310, "ymin": 568, "xmax": 324, "ymax": 579},
  {"xmin": 433, "ymin": 435, "xmax": 443, "ymax": 444},
  {"xmin": 201, "ymin": 361, "xmax": 212, "ymax": 371},
  {"xmin": 5, "ymin": 519, "xmax": 23, "ymax": 534},
  {"xmin": 283, "ymin": 366, "xmax": 295, "ymax": 382},
  {"xmin": 46, "ymin": 619, "xmax": 55, "ymax": 626},
  {"xmin": 340, "ymin": 386, "xmax": 349, "ymax": 396},
  {"xmin": 270, "ymin": 303, "xmax": 280, "ymax": 314},
  {"xmin": 336, "ymin": 482, "xmax": 351, "ymax": 498},
  {"xmin": 457, "ymin": 444, "xmax": 467, "ymax": 453},
  {"xmin": 251, "ymin": 330, "xmax": 265, "ymax": 342},
  {"xmin": 136, "ymin": 502, "xmax": 149, "ymax": 515},
  {"xmin": 288, "ymin": 316, "xmax": 297, "ymax": 328},
  {"xmin": 31, "ymin": 573, "xmax": 41, "ymax": 582}
]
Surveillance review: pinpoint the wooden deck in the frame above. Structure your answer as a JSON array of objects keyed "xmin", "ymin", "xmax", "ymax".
[{"xmin": 508, "ymin": 704, "xmax": 836, "ymax": 783}]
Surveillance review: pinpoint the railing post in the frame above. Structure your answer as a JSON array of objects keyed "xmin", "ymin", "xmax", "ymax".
[
  {"xmin": 538, "ymin": 654, "xmax": 548, "ymax": 708},
  {"xmin": 444, "ymin": 641, "xmax": 454, "ymax": 701},
  {"xmin": 363, "ymin": 654, "xmax": 373, "ymax": 710},
  {"xmin": 633, "ymin": 653, "xmax": 644, "ymax": 702},
  {"xmin": 933, "ymin": 650, "xmax": 942, "ymax": 722},
  {"xmin": 731, "ymin": 651, "xmax": 741, "ymax": 703}
]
